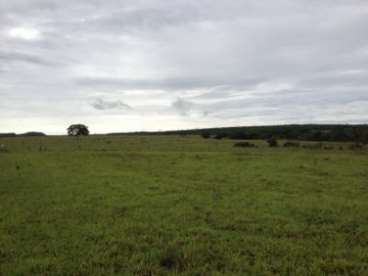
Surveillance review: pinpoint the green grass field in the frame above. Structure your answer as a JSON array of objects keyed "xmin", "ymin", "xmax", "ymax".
[{"xmin": 0, "ymin": 136, "xmax": 367, "ymax": 275}]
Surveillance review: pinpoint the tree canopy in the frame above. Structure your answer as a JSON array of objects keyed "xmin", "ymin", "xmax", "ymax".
[{"xmin": 67, "ymin": 124, "xmax": 89, "ymax": 136}]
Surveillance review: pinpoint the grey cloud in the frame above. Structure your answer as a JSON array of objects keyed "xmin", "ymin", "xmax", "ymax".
[
  {"xmin": 171, "ymin": 98, "xmax": 194, "ymax": 116},
  {"xmin": 91, "ymin": 98, "xmax": 132, "ymax": 111},
  {"xmin": 298, "ymin": 70, "xmax": 368, "ymax": 89},
  {"xmin": 75, "ymin": 76, "xmax": 265, "ymax": 92},
  {"xmin": 0, "ymin": 50, "xmax": 56, "ymax": 66},
  {"xmin": 1, "ymin": 0, "xmax": 368, "ymax": 133},
  {"xmin": 192, "ymin": 84, "xmax": 262, "ymax": 101},
  {"xmin": 171, "ymin": 98, "xmax": 210, "ymax": 117}
]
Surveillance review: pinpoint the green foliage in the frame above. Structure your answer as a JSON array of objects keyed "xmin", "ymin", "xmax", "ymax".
[
  {"xmin": 67, "ymin": 124, "xmax": 90, "ymax": 136},
  {"xmin": 200, "ymin": 132, "xmax": 211, "ymax": 139},
  {"xmin": 283, "ymin": 141, "xmax": 300, "ymax": 148},
  {"xmin": 0, "ymin": 144, "xmax": 8, "ymax": 153},
  {"xmin": 18, "ymin": 132, "xmax": 46, "ymax": 137},
  {"xmin": 0, "ymin": 133, "xmax": 16, "ymax": 138},
  {"xmin": 233, "ymin": 141, "xmax": 256, "ymax": 148},
  {"xmin": 267, "ymin": 137, "xmax": 278, "ymax": 147},
  {"xmin": 213, "ymin": 133, "xmax": 227, "ymax": 140},
  {"xmin": 116, "ymin": 124, "xmax": 368, "ymax": 142},
  {"xmin": 0, "ymin": 136, "xmax": 367, "ymax": 275}
]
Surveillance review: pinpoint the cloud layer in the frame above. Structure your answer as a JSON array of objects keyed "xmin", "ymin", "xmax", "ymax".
[{"xmin": 1, "ymin": 0, "xmax": 367, "ymax": 134}]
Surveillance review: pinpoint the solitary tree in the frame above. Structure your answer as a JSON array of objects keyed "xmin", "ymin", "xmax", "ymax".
[{"xmin": 67, "ymin": 124, "xmax": 89, "ymax": 136}]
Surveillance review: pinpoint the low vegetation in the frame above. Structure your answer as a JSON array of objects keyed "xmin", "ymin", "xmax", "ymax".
[
  {"xmin": 233, "ymin": 141, "xmax": 256, "ymax": 148},
  {"xmin": 0, "ymin": 135, "xmax": 367, "ymax": 275},
  {"xmin": 283, "ymin": 141, "xmax": 300, "ymax": 148},
  {"xmin": 267, "ymin": 137, "xmax": 278, "ymax": 147},
  {"xmin": 117, "ymin": 124, "xmax": 368, "ymax": 144}
]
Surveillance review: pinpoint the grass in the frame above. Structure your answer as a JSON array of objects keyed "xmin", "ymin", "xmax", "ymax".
[{"xmin": 0, "ymin": 135, "xmax": 367, "ymax": 275}]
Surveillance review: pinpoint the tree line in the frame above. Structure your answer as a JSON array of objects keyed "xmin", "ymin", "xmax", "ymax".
[{"xmin": 109, "ymin": 124, "xmax": 368, "ymax": 143}]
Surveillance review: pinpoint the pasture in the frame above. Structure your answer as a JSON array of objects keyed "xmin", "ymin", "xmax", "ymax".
[{"xmin": 0, "ymin": 135, "xmax": 367, "ymax": 275}]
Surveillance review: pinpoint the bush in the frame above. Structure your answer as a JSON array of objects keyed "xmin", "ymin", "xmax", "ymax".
[
  {"xmin": 0, "ymin": 144, "xmax": 8, "ymax": 153},
  {"xmin": 214, "ymin": 133, "xmax": 227, "ymax": 140},
  {"xmin": 0, "ymin": 133, "xmax": 16, "ymax": 138},
  {"xmin": 302, "ymin": 142, "xmax": 323, "ymax": 149},
  {"xmin": 229, "ymin": 132, "xmax": 249, "ymax": 140},
  {"xmin": 201, "ymin": 132, "xmax": 211, "ymax": 139},
  {"xmin": 233, "ymin": 142, "xmax": 256, "ymax": 148},
  {"xmin": 18, "ymin": 132, "xmax": 46, "ymax": 137},
  {"xmin": 283, "ymin": 141, "xmax": 300, "ymax": 148},
  {"xmin": 349, "ymin": 143, "xmax": 364, "ymax": 150},
  {"xmin": 267, "ymin": 137, "xmax": 278, "ymax": 147}
]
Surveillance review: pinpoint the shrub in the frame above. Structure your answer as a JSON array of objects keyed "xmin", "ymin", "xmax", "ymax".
[
  {"xmin": 214, "ymin": 133, "xmax": 227, "ymax": 140},
  {"xmin": 229, "ymin": 132, "xmax": 249, "ymax": 140},
  {"xmin": 233, "ymin": 142, "xmax": 256, "ymax": 148},
  {"xmin": 283, "ymin": 141, "xmax": 300, "ymax": 148},
  {"xmin": 267, "ymin": 137, "xmax": 278, "ymax": 147},
  {"xmin": 0, "ymin": 133, "xmax": 16, "ymax": 138},
  {"xmin": 18, "ymin": 132, "xmax": 46, "ymax": 137},
  {"xmin": 201, "ymin": 132, "xmax": 211, "ymax": 139},
  {"xmin": 349, "ymin": 143, "xmax": 364, "ymax": 150},
  {"xmin": 0, "ymin": 144, "xmax": 8, "ymax": 153},
  {"xmin": 302, "ymin": 142, "xmax": 323, "ymax": 149}
]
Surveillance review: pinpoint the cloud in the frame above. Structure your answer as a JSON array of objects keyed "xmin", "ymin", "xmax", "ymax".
[
  {"xmin": 0, "ymin": 0, "xmax": 368, "ymax": 134},
  {"xmin": 171, "ymin": 98, "xmax": 194, "ymax": 116},
  {"xmin": 75, "ymin": 76, "xmax": 265, "ymax": 92},
  {"xmin": 8, "ymin": 27, "xmax": 42, "ymax": 40},
  {"xmin": 0, "ymin": 50, "xmax": 55, "ymax": 66},
  {"xmin": 91, "ymin": 98, "xmax": 132, "ymax": 111}
]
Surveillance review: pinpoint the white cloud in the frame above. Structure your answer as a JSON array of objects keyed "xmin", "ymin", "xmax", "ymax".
[{"xmin": 8, "ymin": 27, "xmax": 42, "ymax": 40}]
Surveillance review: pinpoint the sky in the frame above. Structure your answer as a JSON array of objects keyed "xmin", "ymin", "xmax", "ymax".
[{"xmin": 0, "ymin": 0, "xmax": 368, "ymax": 134}]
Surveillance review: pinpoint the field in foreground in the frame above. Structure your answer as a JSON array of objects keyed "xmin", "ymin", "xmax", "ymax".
[{"xmin": 0, "ymin": 136, "xmax": 367, "ymax": 275}]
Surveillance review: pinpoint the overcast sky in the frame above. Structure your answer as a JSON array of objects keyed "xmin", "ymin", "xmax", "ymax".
[{"xmin": 1, "ymin": 0, "xmax": 367, "ymax": 134}]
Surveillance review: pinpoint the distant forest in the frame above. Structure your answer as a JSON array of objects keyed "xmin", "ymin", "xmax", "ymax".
[
  {"xmin": 109, "ymin": 124, "xmax": 368, "ymax": 143},
  {"xmin": 1, "ymin": 125, "xmax": 368, "ymax": 143}
]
